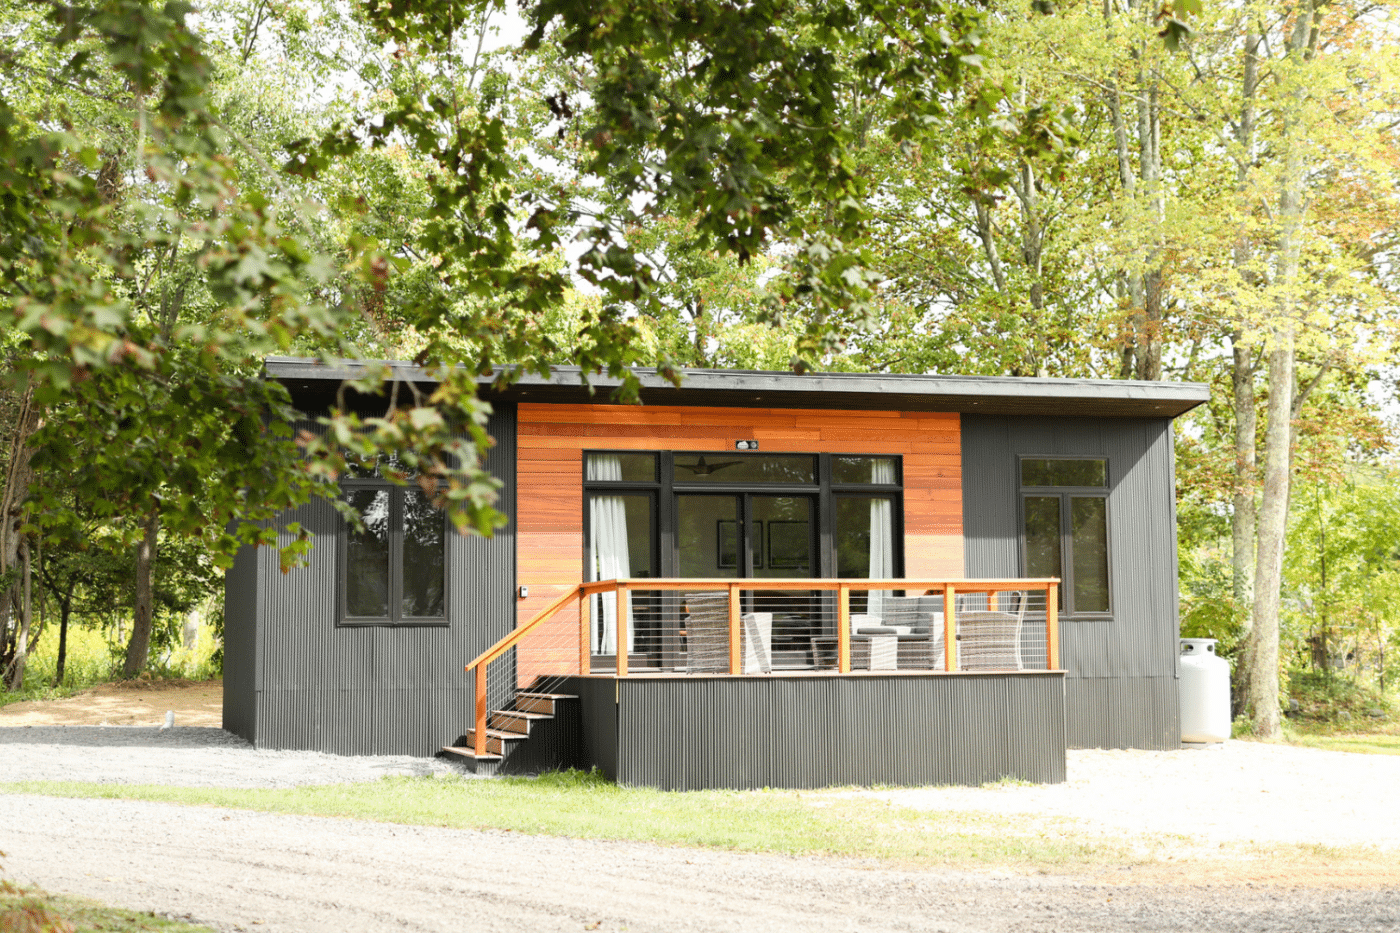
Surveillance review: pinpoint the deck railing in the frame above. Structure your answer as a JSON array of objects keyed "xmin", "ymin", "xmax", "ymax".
[{"xmin": 465, "ymin": 577, "xmax": 1061, "ymax": 758}]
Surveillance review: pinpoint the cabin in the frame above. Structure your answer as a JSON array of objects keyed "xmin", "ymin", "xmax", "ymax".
[{"xmin": 223, "ymin": 358, "xmax": 1209, "ymax": 790}]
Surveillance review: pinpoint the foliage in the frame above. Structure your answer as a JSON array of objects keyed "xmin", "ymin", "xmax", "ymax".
[
  {"xmin": 1284, "ymin": 669, "xmax": 1394, "ymax": 727},
  {"xmin": 1281, "ymin": 467, "xmax": 1400, "ymax": 689}
]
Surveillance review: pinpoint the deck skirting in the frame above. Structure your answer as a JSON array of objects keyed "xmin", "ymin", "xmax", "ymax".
[{"xmin": 560, "ymin": 671, "xmax": 1066, "ymax": 790}]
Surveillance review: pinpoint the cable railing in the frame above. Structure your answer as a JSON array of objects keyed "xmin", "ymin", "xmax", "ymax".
[{"xmin": 465, "ymin": 577, "xmax": 1061, "ymax": 758}]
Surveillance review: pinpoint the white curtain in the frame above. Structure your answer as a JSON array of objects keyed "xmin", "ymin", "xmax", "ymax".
[
  {"xmin": 866, "ymin": 459, "xmax": 896, "ymax": 620},
  {"xmin": 587, "ymin": 456, "xmax": 634, "ymax": 653}
]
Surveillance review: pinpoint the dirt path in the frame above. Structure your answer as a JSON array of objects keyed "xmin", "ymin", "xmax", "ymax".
[
  {"xmin": 0, "ymin": 680, "xmax": 222, "ymax": 727},
  {"xmin": 5, "ymin": 794, "xmax": 1398, "ymax": 933}
]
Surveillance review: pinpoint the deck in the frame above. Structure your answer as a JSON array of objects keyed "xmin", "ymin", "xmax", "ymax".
[{"xmin": 448, "ymin": 578, "xmax": 1068, "ymax": 789}]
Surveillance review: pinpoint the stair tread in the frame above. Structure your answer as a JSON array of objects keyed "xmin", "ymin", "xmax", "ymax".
[
  {"xmin": 442, "ymin": 746, "xmax": 503, "ymax": 761},
  {"xmin": 517, "ymin": 691, "xmax": 578, "ymax": 700},
  {"xmin": 496, "ymin": 709, "xmax": 551, "ymax": 720},
  {"xmin": 465, "ymin": 727, "xmax": 528, "ymax": 741}
]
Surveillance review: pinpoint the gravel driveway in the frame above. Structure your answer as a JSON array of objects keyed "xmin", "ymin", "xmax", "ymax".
[
  {"xmin": 2, "ymin": 725, "xmax": 1399, "ymax": 932},
  {"xmin": 6, "ymin": 794, "xmax": 1400, "ymax": 933}
]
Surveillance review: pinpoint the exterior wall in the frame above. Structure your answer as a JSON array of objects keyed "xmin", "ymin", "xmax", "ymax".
[
  {"xmin": 561, "ymin": 672, "xmax": 1066, "ymax": 790},
  {"xmin": 224, "ymin": 406, "xmax": 518, "ymax": 756},
  {"xmin": 959, "ymin": 414, "xmax": 1182, "ymax": 749},
  {"xmin": 516, "ymin": 403, "xmax": 965, "ymax": 683},
  {"xmin": 221, "ymin": 539, "xmax": 259, "ymax": 742}
]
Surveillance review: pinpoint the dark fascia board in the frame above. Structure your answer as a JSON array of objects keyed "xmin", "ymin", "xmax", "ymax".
[{"xmin": 263, "ymin": 357, "xmax": 1210, "ymax": 419}]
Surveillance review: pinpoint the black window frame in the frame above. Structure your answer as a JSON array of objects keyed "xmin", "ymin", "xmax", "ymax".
[
  {"xmin": 581, "ymin": 450, "xmax": 903, "ymax": 580},
  {"xmin": 1018, "ymin": 455, "xmax": 1112, "ymax": 620},
  {"xmin": 337, "ymin": 479, "xmax": 449, "ymax": 627}
]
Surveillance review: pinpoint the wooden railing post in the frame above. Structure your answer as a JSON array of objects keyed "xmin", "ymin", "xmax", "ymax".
[
  {"xmin": 1046, "ymin": 582, "xmax": 1060, "ymax": 670},
  {"xmin": 943, "ymin": 584, "xmax": 958, "ymax": 672},
  {"xmin": 616, "ymin": 584, "xmax": 630, "ymax": 678},
  {"xmin": 837, "ymin": 583, "xmax": 851, "ymax": 674},
  {"xmin": 578, "ymin": 588, "xmax": 591, "ymax": 676},
  {"xmin": 728, "ymin": 582, "xmax": 742, "ymax": 675},
  {"xmin": 473, "ymin": 661, "xmax": 488, "ymax": 756}
]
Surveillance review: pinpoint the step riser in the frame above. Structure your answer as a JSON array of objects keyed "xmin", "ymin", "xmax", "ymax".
[
  {"xmin": 440, "ymin": 747, "xmax": 501, "ymax": 774},
  {"xmin": 490, "ymin": 711, "xmax": 533, "ymax": 733},
  {"xmin": 463, "ymin": 730, "xmax": 524, "ymax": 755},
  {"xmin": 514, "ymin": 696, "xmax": 557, "ymax": 715}
]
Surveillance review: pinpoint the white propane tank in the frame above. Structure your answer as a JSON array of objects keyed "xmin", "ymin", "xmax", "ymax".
[{"xmin": 1179, "ymin": 638, "xmax": 1231, "ymax": 743}]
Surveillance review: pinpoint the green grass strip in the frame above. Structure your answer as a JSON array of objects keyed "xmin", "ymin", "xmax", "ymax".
[
  {"xmin": 2, "ymin": 770, "xmax": 1130, "ymax": 869},
  {"xmin": 1285, "ymin": 733, "xmax": 1400, "ymax": 756},
  {"xmin": 0, "ymin": 888, "xmax": 216, "ymax": 933}
]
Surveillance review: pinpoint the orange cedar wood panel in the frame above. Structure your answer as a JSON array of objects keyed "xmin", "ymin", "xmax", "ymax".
[{"xmin": 513, "ymin": 403, "xmax": 964, "ymax": 627}]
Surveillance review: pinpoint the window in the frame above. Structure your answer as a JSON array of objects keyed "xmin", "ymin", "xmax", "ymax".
[
  {"xmin": 340, "ymin": 480, "xmax": 447, "ymax": 625},
  {"xmin": 1020, "ymin": 457, "xmax": 1110, "ymax": 617}
]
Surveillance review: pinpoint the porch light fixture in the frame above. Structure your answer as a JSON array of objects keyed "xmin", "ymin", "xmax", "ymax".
[{"xmin": 734, "ymin": 440, "xmax": 759, "ymax": 450}]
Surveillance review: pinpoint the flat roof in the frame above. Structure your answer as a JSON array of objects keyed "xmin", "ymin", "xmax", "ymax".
[{"xmin": 264, "ymin": 357, "xmax": 1210, "ymax": 419}]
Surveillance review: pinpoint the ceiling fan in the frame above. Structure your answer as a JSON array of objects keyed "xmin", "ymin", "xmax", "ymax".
[{"xmin": 677, "ymin": 456, "xmax": 742, "ymax": 476}]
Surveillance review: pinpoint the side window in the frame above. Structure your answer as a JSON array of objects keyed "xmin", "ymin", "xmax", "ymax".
[
  {"xmin": 1020, "ymin": 458, "xmax": 1110, "ymax": 618},
  {"xmin": 341, "ymin": 473, "xmax": 447, "ymax": 625}
]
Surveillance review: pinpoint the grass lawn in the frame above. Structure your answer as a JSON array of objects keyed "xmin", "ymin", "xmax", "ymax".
[
  {"xmin": 1, "ymin": 770, "xmax": 1133, "ymax": 870},
  {"xmin": 1284, "ymin": 732, "xmax": 1400, "ymax": 756},
  {"xmin": 0, "ymin": 887, "xmax": 215, "ymax": 933}
]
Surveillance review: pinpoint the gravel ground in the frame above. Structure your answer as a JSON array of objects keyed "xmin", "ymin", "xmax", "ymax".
[
  {"xmin": 0, "ymin": 725, "xmax": 467, "ymax": 787},
  {"xmin": 2, "ymin": 724, "xmax": 1398, "ymax": 851},
  {"xmin": 5, "ymin": 794, "xmax": 1400, "ymax": 933},
  {"xmin": 2, "ymin": 725, "xmax": 1399, "ymax": 932}
]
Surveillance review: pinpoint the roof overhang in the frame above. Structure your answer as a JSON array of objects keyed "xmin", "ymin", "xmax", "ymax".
[{"xmin": 264, "ymin": 357, "xmax": 1210, "ymax": 420}]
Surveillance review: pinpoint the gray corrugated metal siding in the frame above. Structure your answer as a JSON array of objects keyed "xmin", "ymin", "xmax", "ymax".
[
  {"xmin": 221, "ymin": 538, "xmax": 259, "ymax": 742},
  {"xmin": 563, "ymin": 673, "xmax": 1066, "ymax": 791},
  {"xmin": 226, "ymin": 406, "xmax": 517, "ymax": 756},
  {"xmin": 960, "ymin": 414, "xmax": 1182, "ymax": 750}
]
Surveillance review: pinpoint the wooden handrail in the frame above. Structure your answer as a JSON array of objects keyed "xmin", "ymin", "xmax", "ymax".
[
  {"xmin": 592, "ymin": 577, "xmax": 1060, "ymax": 592},
  {"xmin": 468, "ymin": 585, "xmax": 582, "ymax": 672},
  {"xmin": 467, "ymin": 583, "xmax": 584, "ymax": 757}
]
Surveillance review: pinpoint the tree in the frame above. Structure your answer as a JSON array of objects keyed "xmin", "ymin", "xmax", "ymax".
[{"xmin": 7, "ymin": 0, "xmax": 1079, "ymax": 678}]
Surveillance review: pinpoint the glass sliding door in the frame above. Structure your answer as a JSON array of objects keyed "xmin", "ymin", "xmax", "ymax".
[
  {"xmin": 677, "ymin": 495, "xmax": 740, "ymax": 578},
  {"xmin": 583, "ymin": 449, "xmax": 908, "ymax": 669}
]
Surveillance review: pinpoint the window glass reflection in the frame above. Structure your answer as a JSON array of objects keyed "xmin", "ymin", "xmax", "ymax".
[
  {"xmin": 402, "ymin": 490, "xmax": 446, "ymax": 618},
  {"xmin": 673, "ymin": 454, "xmax": 815, "ymax": 484},
  {"xmin": 832, "ymin": 457, "xmax": 898, "ymax": 485},
  {"xmin": 677, "ymin": 496, "xmax": 739, "ymax": 577},
  {"xmin": 1021, "ymin": 459, "xmax": 1107, "ymax": 488},
  {"xmin": 1024, "ymin": 496, "xmax": 1062, "ymax": 611},
  {"xmin": 585, "ymin": 454, "xmax": 657, "ymax": 483},
  {"xmin": 346, "ymin": 489, "xmax": 391, "ymax": 617},
  {"xmin": 1071, "ymin": 497, "xmax": 1110, "ymax": 613},
  {"xmin": 754, "ymin": 496, "xmax": 812, "ymax": 578}
]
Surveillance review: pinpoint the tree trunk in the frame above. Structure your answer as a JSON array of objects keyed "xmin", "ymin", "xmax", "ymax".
[
  {"xmin": 1229, "ymin": 338, "xmax": 1257, "ymax": 714},
  {"xmin": 55, "ymin": 600, "xmax": 70, "ymax": 687},
  {"xmin": 1230, "ymin": 341, "xmax": 1257, "ymax": 607},
  {"xmin": 1246, "ymin": 337, "xmax": 1293, "ymax": 737},
  {"xmin": 1105, "ymin": 2, "xmax": 1165, "ymax": 381},
  {"xmin": 1, "ymin": 376, "xmax": 41, "ymax": 681},
  {"xmin": 1242, "ymin": 2, "xmax": 1316, "ymax": 739},
  {"xmin": 4, "ymin": 539, "xmax": 31, "ymax": 690},
  {"xmin": 123, "ymin": 510, "xmax": 160, "ymax": 678}
]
